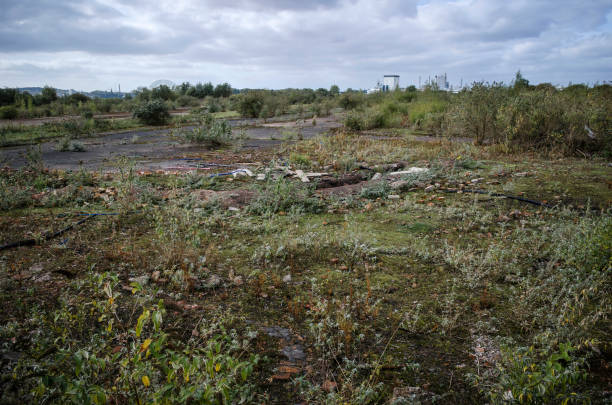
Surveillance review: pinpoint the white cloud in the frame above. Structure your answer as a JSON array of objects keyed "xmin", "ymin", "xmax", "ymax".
[{"xmin": 0, "ymin": 0, "xmax": 610, "ymax": 90}]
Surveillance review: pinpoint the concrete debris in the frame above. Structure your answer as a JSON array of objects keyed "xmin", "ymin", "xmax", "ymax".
[
  {"xmin": 390, "ymin": 386, "xmax": 434, "ymax": 404},
  {"xmin": 295, "ymin": 169, "xmax": 310, "ymax": 182},
  {"xmin": 129, "ymin": 275, "xmax": 150, "ymax": 286},
  {"xmin": 281, "ymin": 344, "xmax": 306, "ymax": 362},
  {"xmin": 232, "ymin": 168, "xmax": 253, "ymax": 177},
  {"xmin": 388, "ymin": 167, "xmax": 428, "ymax": 177},
  {"xmin": 389, "ymin": 180, "xmax": 411, "ymax": 190}
]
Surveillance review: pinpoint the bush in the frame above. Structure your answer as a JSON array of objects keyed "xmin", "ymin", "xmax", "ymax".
[
  {"xmin": 133, "ymin": 100, "xmax": 170, "ymax": 125},
  {"xmin": 249, "ymin": 176, "xmax": 325, "ymax": 216},
  {"xmin": 289, "ymin": 152, "xmax": 311, "ymax": 169},
  {"xmin": 237, "ymin": 91, "xmax": 265, "ymax": 118},
  {"xmin": 57, "ymin": 137, "xmax": 86, "ymax": 152},
  {"xmin": 344, "ymin": 112, "xmax": 364, "ymax": 131},
  {"xmin": 175, "ymin": 95, "xmax": 200, "ymax": 107},
  {"xmin": 181, "ymin": 117, "xmax": 233, "ymax": 147},
  {"xmin": 490, "ymin": 344, "xmax": 588, "ymax": 404},
  {"xmin": 338, "ymin": 92, "xmax": 364, "ymax": 110},
  {"xmin": 359, "ymin": 182, "xmax": 390, "ymax": 199},
  {"xmin": 0, "ymin": 105, "xmax": 18, "ymax": 119}
]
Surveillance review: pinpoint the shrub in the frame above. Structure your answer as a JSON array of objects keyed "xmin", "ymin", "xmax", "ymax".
[
  {"xmin": 57, "ymin": 137, "xmax": 86, "ymax": 152},
  {"xmin": 359, "ymin": 182, "xmax": 390, "ymax": 199},
  {"xmin": 497, "ymin": 89, "xmax": 605, "ymax": 153},
  {"xmin": 237, "ymin": 91, "xmax": 265, "ymax": 118},
  {"xmin": 289, "ymin": 152, "xmax": 311, "ymax": 169},
  {"xmin": 176, "ymin": 95, "xmax": 200, "ymax": 107},
  {"xmin": 182, "ymin": 118, "xmax": 233, "ymax": 147},
  {"xmin": 338, "ymin": 92, "xmax": 364, "ymax": 110},
  {"xmin": 80, "ymin": 109, "xmax": 94, "ymax": 119},
  {"xmin": 133, "ymin": 100, "xmax": 170, "ymax": 125},
  {"xmin": 344, "ymin": 112, "xmax": 364, "ymax": 131},
  {"xmin": 0, "ymin": 105, "xmax": 18, "ymax": 119},
  {"xmin": 490, "ymin": 344, "xmax": 588, "ymax": 404},
  {"xmin": 249, "ymin": 176, "xmax": 325, "ymax": 216}
]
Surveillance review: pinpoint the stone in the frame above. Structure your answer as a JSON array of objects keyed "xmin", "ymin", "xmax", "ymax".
[
  {"xmin": 388, "ymin": 167, "xmax": 428, "ymax": 176},
  {"xmin": 129, "ymin": 275, "xmax": 150, "ymax": 286},
  {"xmin": 282, "ymin": 274, "xmax": 292, "ymax": 283},
  {"xmin": 295, "ymin": 169, "xmax": 310, "ymax": 183},
  {"xmin": 387, "ymin": 194, "xmax": 400, "ymax": 200},
  {"xmin": 424, "ymin": 185, "xmax": 435, "ymax": 192},
  {"xmin": 471, "ymin": 178, "xmax": 484, "ymax": 183},
  {"xmin": 371, "ymin": 172, "xmax": 382, "ymax": 181},
  {"xmin": 390, "ymin": 180, "xmax": 410, "ymax": 190}
]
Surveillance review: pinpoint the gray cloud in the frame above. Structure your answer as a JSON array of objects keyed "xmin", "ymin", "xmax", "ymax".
[{"xmin": 0, "ymin": 0, "xmax": 610, "ymax": 90}]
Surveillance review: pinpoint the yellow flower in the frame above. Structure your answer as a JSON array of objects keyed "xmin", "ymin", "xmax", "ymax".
[
  {"xmin": 142, "ymin": 375, "xmax": 150, "ymax": 387},
  {"xmin": 215, "ymin": 363, "xmax": 221, "ymax": 372}
]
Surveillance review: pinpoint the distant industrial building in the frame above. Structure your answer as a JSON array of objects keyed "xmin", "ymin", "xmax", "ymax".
[
  {"xmin": 435, "ymin": 73, "xmax": 449, "ymax": 91},
  {"xmin": 382, "ymin": 75, "xmax": 400, "ymax": 92},
  {"xmin": 367, "ymin": 74, "xmax": 400, "ymax": 94}
]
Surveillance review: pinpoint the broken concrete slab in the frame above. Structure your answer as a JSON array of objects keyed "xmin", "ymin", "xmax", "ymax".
[{"xmin": 387, "ymin": 167, "xmax": 429, "ymax": 177}]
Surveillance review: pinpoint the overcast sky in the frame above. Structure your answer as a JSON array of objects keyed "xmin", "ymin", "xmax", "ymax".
[{"xmin": 1, "ymin": 0, "xmax": 611, "ymax": 91}]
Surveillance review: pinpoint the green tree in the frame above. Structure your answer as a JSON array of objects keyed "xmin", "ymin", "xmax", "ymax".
[
  {"xmin": 513, "ymin": 70, "xmax": 530, "ymax": 91},
  {"xmin": 151, "ymin": 84, "xmax": 175, "ymax": 101},
  {"xmin": 214, "ymin": 82, "xmax": 232, "ymax": 98},
  {"xmin": 330, "ymin": 84, "xmax": 340, "ymax": 96},
  {"xmin": 41, "ymin": 86, "xmax": 58, "ymax": 104}
]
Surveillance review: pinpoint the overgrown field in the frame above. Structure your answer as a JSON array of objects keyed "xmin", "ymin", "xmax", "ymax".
[{"xmin": 0, "ymin": 125, "xmax": 611, "ymax": 404}]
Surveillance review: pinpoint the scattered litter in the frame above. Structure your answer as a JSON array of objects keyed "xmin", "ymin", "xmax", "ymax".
[
  {"xmin": 584, "ymin": 125, "xmax": 595, "ymax": 139},
  {"xmin": 232, "ymin": 168, "xmax": 253, "ymax": 177}
]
